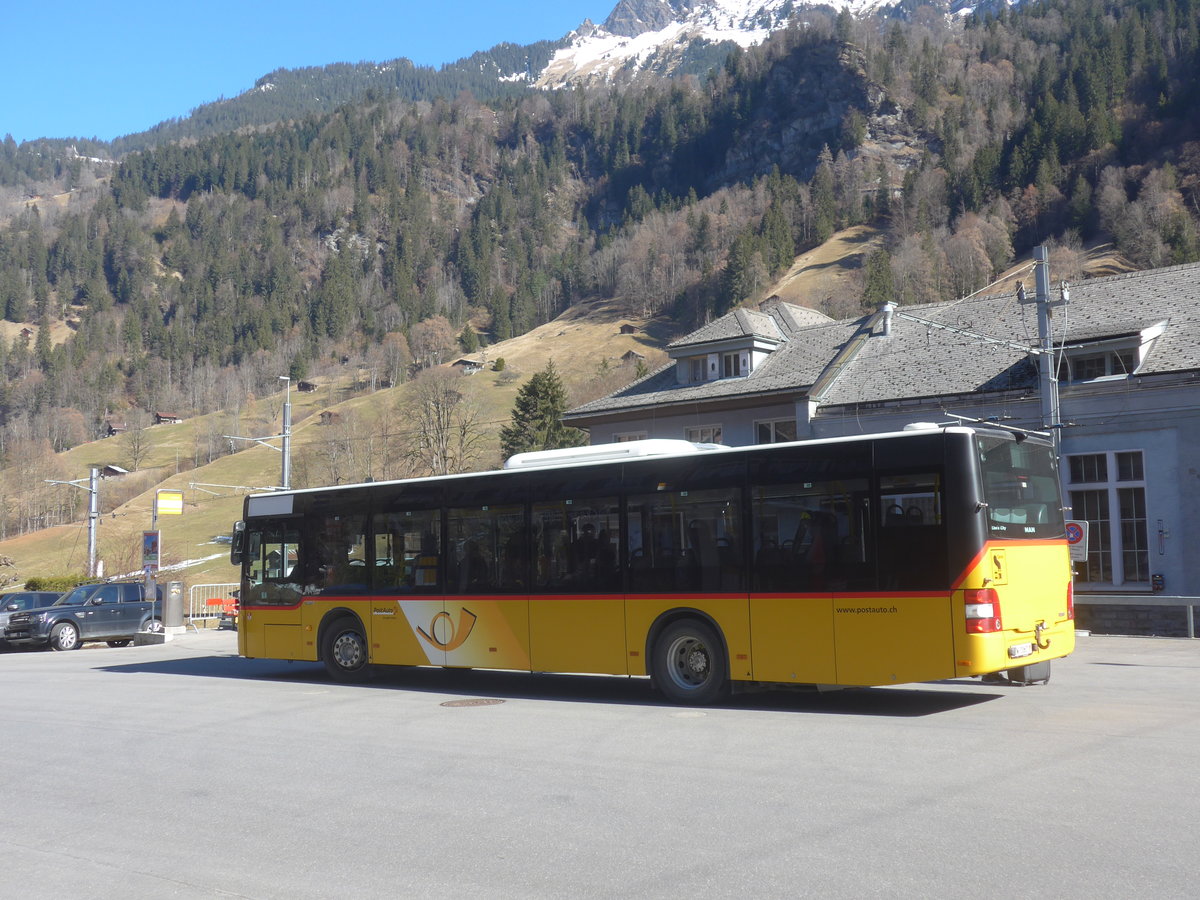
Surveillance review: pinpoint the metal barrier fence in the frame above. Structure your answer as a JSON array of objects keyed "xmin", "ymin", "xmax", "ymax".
[
  {"xmin": 187, "ymin": 583, "xmax": 240, "ymax": 628},
  {"xmin": 176, "ymin": 583, "xmax": 1193, "ymax": 636},
  {"xmin": 1077, "ymin": 593, "xmax": 1198, "ymax": 638}
]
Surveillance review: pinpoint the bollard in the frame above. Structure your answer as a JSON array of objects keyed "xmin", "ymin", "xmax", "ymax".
[{"xmin": 165, "ymin": 580, "xmax": 185, "ymax": 633}]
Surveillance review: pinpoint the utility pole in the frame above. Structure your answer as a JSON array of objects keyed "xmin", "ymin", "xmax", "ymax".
[
  {"xmin": 87, "ymin": 468, "xmax": 98, "ymax": 578},
  {"xmin": 1024, "ymin": 245, "xmax": 1066, "ymax": 457},
  {"xmin": 279, "ymin": 376, "xmax": 292, "ymax": 490},
  {"xmin": 45, "ymin": 467, "xmax": 99, "ymax": 578},
  {"xmin": 893, "ymin": 245, "xmax": 1067, "ymax": 453},
  {"xmin": 223, "ymin": 375, "xmax": 293, "ymax": 490}
]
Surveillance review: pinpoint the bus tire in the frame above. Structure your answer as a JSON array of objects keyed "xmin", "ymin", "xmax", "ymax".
[
  {"xmin": 322, "ymin": 617, "xmax": 370, "ymax": 683},
  {"xmin": 651, "ymin": 618, "xmax": 729, "ymax": 705}
]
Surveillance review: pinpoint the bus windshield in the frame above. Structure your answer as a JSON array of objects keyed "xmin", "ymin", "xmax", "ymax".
[{"xmin": 977, "ymin": 435, "xmax": 1064, "ymax": 539}]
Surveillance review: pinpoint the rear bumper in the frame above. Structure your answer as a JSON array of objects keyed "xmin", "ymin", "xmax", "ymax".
[{"xmin": 955, "ymin": 619, "xmax": 1076, "ymax": 677}]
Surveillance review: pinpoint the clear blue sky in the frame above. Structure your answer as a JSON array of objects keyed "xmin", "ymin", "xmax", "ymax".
[{"xmin": 3, "ymin": 1, "xmax": 611, "ymax": 144}]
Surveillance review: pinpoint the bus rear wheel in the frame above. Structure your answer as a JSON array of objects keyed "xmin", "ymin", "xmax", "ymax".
[
  {"xmin": 322, "ymin": 617, "xmax": 370, "ymax": 682},
  {"xmin": 651, "ymin": 619, "xmax": 728, "ymax": 705}
]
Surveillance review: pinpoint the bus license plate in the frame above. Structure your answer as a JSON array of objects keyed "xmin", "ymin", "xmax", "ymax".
[{"xmin": 1008, "ymin": 643, "xmax": 1034, "ymax": 659}]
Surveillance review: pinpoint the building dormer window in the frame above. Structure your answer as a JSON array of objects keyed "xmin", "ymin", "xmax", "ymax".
[
  {"xmin": 722, "ymin": 351, "xmax": 746, "ymax": 378},
  {"xmin": 1056, "ymin": 323, "xmax": 1163, "ymax": 384},
  {"xmin": 689, "ymin": 357, "xmax": 706, "ymax": 383},
  {"xmin": 1059, "ymin": 348, "xmax": 1136, "ymax": 382}
]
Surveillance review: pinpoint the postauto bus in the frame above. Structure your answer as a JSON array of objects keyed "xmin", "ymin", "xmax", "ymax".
[{"xmin": 230, "ymin": 425, "xmax": 1074, "ymax": 703}]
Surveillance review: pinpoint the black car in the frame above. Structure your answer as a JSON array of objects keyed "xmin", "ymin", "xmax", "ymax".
[
  {"xmin": 3, "ymin": 582, "xmax": 163, "ymax": 651},
  {"xmin": 0, "ymin": 591, "xmax": 63, "ymax": 648}
]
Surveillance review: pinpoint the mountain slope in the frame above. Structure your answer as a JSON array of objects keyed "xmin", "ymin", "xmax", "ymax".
[{"xmin": 0, "ymin": 298, "xmax": 662, "ymax": 588}]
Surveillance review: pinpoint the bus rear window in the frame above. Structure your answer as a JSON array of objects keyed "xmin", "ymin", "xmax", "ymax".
[{"xmin": 977, "ymin": 436, "xmax": 1064, "ymax": 539}]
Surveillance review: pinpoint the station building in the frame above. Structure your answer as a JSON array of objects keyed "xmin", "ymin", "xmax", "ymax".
[{"xmin": 565, "ymin": 260, "xmax": 1200, "ymax": 635}]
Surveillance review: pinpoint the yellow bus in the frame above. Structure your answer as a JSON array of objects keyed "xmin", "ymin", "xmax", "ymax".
[{"xmin": 230, "ymin": 424, "xmax": 1074, "ymax": 703}]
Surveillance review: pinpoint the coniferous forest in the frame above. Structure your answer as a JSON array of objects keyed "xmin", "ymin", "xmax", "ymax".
[{"xmin": 0, "ymin": 0, "xmax": 1197, "ymax": 528}]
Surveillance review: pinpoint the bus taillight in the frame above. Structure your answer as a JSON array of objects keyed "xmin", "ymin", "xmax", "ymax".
[
  {"xmin": 964, "ymin": 588, "xmax": 1002, "ymax": 633},
  {"xmin": 1066, "ymin": 580, "xmax": 1075, "ymax": 620}
]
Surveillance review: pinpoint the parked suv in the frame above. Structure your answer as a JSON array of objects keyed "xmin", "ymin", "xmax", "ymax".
[
  {"xmin": 3, "ymin": 582, "xmax": 163, "ymax": 651},
  {"xmin": 0, "ymin": 591, "xmax": 63, "ymax": 648}
]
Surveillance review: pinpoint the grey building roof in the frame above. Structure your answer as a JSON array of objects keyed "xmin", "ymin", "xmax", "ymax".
[
  {"xmin": 667, "ymin": 305, "xmax": 787, "ymax": 351},
  {"xmin": 824, "ymin": 261, "xmax": 1200, "ymax": 406},
  {"xmin": 567, "ymin": 261, "xmax": 1200, "ymax": 423},
  {"xmin": 569, "ymin": 303, "xmax": 847, "ymax": 418}
]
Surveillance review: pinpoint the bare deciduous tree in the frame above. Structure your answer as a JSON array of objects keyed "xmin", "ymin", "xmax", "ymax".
[
  {"xmin": 396, "ymin": 369, "xmax": 486, "ymax": 477},
  {"xmin": 6, "ymin": 438, "xmax": 70, "ymax": 536},
  {"xmin": 296, "ymin": 410, "xmax": 385, "ymax": 488},
  {"xmin": 409, "ymin": 316, "xmax": 457, "ymax": 371},
  {"xmin": 121, "ymin": 409, "xmax": 153, "ymax": 471},
  {"xmin": 379, "ymin": 331, "xmax": 413, "ymax": 386}
]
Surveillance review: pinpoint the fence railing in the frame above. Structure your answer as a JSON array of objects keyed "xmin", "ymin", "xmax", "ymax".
[
  {"xmin": 187, "ymin": 582, "xmax": 239, "ymax": 627},
  {"xmin": 1076, "ymin": 593, "xmax": 1198, "ymax": 638},
  {"xmin": 176, "ymin": 583, "xmax": 1193, "ymax": 636}
]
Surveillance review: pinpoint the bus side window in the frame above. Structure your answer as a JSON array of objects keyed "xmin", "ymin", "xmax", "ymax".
[
  {"xmin": 879, "ymin": 473, "xmax": 941, "ymax": 527},
  {"xmin": 324, "ymin": 518, "xmax": 368, "ymax": 592},
  {"xmin": 372, "ymin": 511, "xmax": 440, "ymax": 594},
  {"xmin": 532, "ymin": 498, "xmax": 620, "ymax": 593},
  {"xmin": 628, "ymin": 488, "xmax": 741, "ymax": 593},
  {"xmin": 447, "ymin": 504, "xmax": 522, "ymax": 595},
  {"xmin": 244, "ymin": 524, "xmax": 303, "ymax": 604},
  {"xmin": 877, "ymin": 472, "xmax": 945, "ymax": 589},
  {"xmin": 751, "ymin": 480, "xmax": 868, "ymax": 592},
  {"xmin": 413, "ymin": 530, "xmax": 440, "ymax": 589}
]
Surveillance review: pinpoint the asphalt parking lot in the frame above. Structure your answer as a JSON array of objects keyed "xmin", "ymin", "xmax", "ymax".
[{"xmin": 1, "ymin": 631, "xmax": 1197, "ymax": 899}]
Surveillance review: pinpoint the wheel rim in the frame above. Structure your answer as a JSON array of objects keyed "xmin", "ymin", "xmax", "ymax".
[
  {"xmin": 146, "ymin": 619, "xmax": 164, "ymax": 633},
  {"xmin": 665, "ymin": 634, "xmax": 711, "ymax": 692},
  {"xmin": 57, "ymin": 624, "xmax": 78, "ymax": 649},
  {"xmin": 331, "ymin": 630, "xmax": 366, "ymax": 671}
]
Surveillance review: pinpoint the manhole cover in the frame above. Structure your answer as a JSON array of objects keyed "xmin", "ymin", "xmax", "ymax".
[{"xmin": 440, "ymin": 698, "xmax": 505, "ymax": 708}]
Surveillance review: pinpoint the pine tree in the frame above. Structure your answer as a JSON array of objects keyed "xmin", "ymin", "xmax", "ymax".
[
  {"xmin": 460, "ymin": 324, "xmax": 479, "ymax": 353},
  {"xmin": 862, "ymin": 248, "xmax": 896, "ymax": 309},
  {"xmin": 812, "ymin": 146, "xmax": 837, "ymax": 243},
  {"xmin": 499, "ymin": 361, "xmax": 586, "ymax": 460}
]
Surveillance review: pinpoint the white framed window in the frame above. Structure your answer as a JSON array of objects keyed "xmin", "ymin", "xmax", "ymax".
[
  {"xmin": 613, "ymin": 432, "xmax": 647, "ymax": 443},
  {"xmin": 689, "ymin": 357, "xmax": 706, "ymax": 383},
  {"xmin": 755, "ymin": 418, "xmax": 797, "ymax": 444},
  {"xmin": 686, "ymin": 425, "xmax": 722, "ymax": 444},
  {"xmin": 1066, "ymin": 450, "xmax": 1149, "ymax": 587},
  {"xmin": 1058, "ymin": 346, "xmax": 1137, "ymax": 382},
  {"xmin": 722, "ymin": 351, "xmax": 748, "ymax": 378}
]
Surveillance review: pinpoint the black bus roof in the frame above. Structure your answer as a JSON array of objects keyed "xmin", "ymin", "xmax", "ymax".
[{"xmin": 242, "ymin": 422, "xmax": 1045, "ymax": 510}]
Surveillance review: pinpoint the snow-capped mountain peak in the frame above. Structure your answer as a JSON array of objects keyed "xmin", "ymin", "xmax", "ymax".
[{"xmin": 534, "ymin": 0, "xmax": 904, "ymax": 89}]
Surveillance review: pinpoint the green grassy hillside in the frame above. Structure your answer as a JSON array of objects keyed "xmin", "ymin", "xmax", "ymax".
[{"xmin": 0, "ymin": 299, "xmax": 661, "ymax": 592}]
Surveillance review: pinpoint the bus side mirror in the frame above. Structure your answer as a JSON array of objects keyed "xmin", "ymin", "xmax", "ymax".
[{"xmin": 231, "ymin": 521, "xmax": 245, "ymax": 566}]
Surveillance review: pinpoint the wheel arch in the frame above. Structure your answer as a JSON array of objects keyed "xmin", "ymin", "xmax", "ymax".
[
  {"xmin": 49, "ymin": 617, "xmax": 81, "ymax": 648},
  {"xmin": 316, "ymin": 607, "xmax": 366, "ymax": 662},
  {"xmin": 643, "ymin": 607, "xmax": 730, "ymax": 682}
]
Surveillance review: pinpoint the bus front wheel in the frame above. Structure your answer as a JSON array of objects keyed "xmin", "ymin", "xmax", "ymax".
[
  {"xmin": 322, "ymin": 617, "xmax": 370, "ymax": 682},
  {"xmin": 651, "ymin": 619, "xmax": 729, "ymax": 705}
]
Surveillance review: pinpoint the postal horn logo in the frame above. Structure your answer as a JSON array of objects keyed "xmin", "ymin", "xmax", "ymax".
[{"xmin": 417, "ymin": 607, "xmax": 477, "ymax": 651}]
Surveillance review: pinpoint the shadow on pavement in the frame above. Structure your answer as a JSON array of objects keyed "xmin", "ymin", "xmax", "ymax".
[{"xmin": 97, "ymin": 648, "xmax": 1002, "ymax": 717}]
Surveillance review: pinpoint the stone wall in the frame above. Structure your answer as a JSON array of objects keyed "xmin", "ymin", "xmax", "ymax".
[{"xmin": 1075, "ymin": 603, "xmax": 1194, "ymax": 638}]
